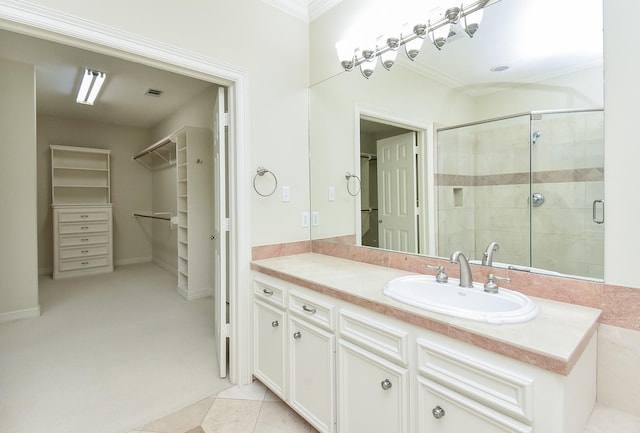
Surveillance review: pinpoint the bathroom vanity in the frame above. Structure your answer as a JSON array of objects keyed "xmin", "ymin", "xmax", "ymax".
[{"xmin": 251, "ymin": 253, "xmax": 601, "ymax": 433}]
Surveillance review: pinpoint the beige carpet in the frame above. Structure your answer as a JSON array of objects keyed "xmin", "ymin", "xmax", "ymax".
[{"xmin": 0, "ymin": 263, "xmax": 231, "ymax": 433}]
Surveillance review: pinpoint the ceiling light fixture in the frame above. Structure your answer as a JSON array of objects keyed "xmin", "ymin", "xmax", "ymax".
[
  {"xmin": 336, "ymin": 0, "xmax": 489, "ymax": 79},
  {"xmin": 76, "ymin": 68, "xmax": 106, "ymax": 105}
]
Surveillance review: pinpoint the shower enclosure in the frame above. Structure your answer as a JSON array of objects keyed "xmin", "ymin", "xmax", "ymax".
[{"xmin": 436, "ymin": 109, "xmax": 604, "ymax": 279}]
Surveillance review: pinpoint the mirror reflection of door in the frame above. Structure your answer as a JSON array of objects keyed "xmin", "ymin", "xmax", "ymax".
[
  {"xmin": 377, "ymin": 133, "xmax": 418, "ymax": 253},
  {"xmin": 360, "ymin": 119, "xmax": 419, "ymax": 253}
]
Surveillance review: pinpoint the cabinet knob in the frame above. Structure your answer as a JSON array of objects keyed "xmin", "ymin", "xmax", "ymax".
[
  {"xmin": 210, "ymin": 235, "xmax": 216, "ymax": 240},
  {"xmin": 432, "ymin": 405, "xmax": 445, "ymax": 419},
  {"xmin": 293, "ymin": 331, "xmax": 302, "ymax": 339},
  {"xmin": 271, "ymin": 320, "xmax": 279, "ymax": 328},
  {"xmin": 302, "ymin": 304, "xmax": 316, "ymax": 314},
  {"xmin": 380, "ymin": 379, "xmax": 392, "ymax": 390}
]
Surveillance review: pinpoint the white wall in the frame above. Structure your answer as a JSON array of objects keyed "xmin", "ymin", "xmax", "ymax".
[
  {"xmin": 0, "ymin": 59, "xmax": 39, "ymax": 320},
  {"xmin": 36, "ymin": 116, "xmax": 153, "ymax": 270}
]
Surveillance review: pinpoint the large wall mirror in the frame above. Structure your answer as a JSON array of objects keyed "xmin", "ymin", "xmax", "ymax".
[{"xmin": 309, "ymin": 0, "xmax": 604, "ymax": 280}]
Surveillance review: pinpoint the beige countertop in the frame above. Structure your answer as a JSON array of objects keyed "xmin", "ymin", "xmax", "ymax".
[{"xmin": 251, "ymin": 253, "xmax": 602, "ymax": 375}]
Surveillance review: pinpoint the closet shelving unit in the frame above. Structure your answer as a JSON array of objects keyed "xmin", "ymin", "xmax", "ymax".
[
  {"xmin": 176, "ymin": 133, "xmax": 189, "ymax": 293},
  {"xmin": 173, "ymin": 126, "xmax": 214, "ymax": 300},
  {"xmin": 50, "ymin": 145, "xmax": 113, "ymax": 279},
  {"xmin": 131, "ymin": 126, "xmax": 213, "ymax": 299}
]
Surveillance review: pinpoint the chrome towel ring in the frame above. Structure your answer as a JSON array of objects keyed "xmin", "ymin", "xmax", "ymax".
[
  {"xmin": 253, "ymin": 166, "xmax": 278, "ymax": 197},
  {"xmin": 345, "ymin": 172, "xmax": 361, "ymax": 196}
]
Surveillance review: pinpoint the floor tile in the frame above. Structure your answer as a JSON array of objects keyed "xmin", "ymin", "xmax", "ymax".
[
  {"xmin": 201, "ymin": 398, "xmax": 262, "ymax": 433},
  {"xmin": 215, "ymin": 380, "xmax": 267, "ymax": 401},
  {"xmin": 142, "ymin": 395, "xmax": 215, "ymax": 433},
  {"xmin": 263, "ymin": 389, "xmax": 283, "ymax": 402},
  {"xmin": 253, "ymin": 401, "xmax": 318, "ymax": 433}
]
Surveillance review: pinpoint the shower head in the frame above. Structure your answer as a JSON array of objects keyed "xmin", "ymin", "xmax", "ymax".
[{"xmin": 532, "ymin": 131, "xmax": 542, "ymax": 144}]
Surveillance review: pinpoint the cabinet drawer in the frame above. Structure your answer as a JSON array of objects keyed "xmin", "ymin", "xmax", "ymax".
[
  {"xmin": 417, "ymin": 377, "xmax": 532, "ymax": 433},
  {"xmin": 417, "ymin": 339, "xmax": 534, "ymax": 424},
  {"xmin": 58, "ymin": 210, "xmax": 109, "ymax": 222},
  {"xmin": 289, "ymin": 290, "xmax": 336, "ymax": 331},
  {"xmin": 59, "ymin": 256, "xmax": 109, "ymax": 271},
  {"xmin": 59, "ymin": 233, "xmax": 109, "ymax": 247},
  {"xmin": 339, "ymin": 310, "xmax": 409, "ymax": 366},
  {"xmin": 59, "ymin": 245, "xmax": 109, "ymax": 260},
  {"xmin": 59, "ymin": 221, "xmax": 109, "ymax": 234},
  {"xmin": 254, "ymin": 279, "xmax": 287, "ymax": 308}
]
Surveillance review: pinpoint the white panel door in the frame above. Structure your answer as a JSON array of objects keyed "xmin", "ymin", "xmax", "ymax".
[
  {"xmin": 213, "ymin": 86, "xmax": 228, "ymax": 378},
  {"xmin": 377, "ymin": 132, "xmax": 418, "ymax": 253}
]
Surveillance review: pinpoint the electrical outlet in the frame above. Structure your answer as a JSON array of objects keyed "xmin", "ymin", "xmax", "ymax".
[
  {"xmin": 328, "ymin": 186, "xmax": 335, "ymax": 201},
  {"xmin": 301, "ymin": 212, "xmax": 309, "ymax": 227},
  {"xmin": 312, "ymin": 211, "xmax": 320, "ymax": 227},
  {"xmin": 282, "ymin": 186, "xmax": 290, "ymax": 202}
]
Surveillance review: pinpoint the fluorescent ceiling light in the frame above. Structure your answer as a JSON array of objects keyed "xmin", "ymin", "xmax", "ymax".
[{"xmin": 76, "ymin": 69, "xmax": 106, "ymax": 105}]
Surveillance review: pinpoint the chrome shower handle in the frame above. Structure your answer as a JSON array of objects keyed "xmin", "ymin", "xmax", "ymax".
[{"xmin": 592, "ymin": 199, "xmax": 605, "ymax": 224}]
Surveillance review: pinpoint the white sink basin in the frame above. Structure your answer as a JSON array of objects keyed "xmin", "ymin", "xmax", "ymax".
[{"xmin": 383, "ymin": 275, "xmax": 538, "ymax": 324}]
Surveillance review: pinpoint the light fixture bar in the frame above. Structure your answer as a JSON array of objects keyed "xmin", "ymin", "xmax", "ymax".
[
  {"xmin": 338, "ymin": 0, "xmax": 489, "ymax": 73},
  {"xmin": 76, "ymin": 69, "xmax": 106, "ymax": 105}
]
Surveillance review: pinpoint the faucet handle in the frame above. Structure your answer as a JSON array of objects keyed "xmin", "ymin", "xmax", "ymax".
[
  {"xmin": 427, "ymin": 265, "xmax": 448, "ymax": 283},
  {"xmin": 484, "ymin": 273, "xmax": 511, "ymax": 293}
]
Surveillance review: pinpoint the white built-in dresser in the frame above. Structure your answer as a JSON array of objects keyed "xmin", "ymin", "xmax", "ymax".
[{"xmin": 50, "ymin": 145, "xmax": 113, "ymax": 279}]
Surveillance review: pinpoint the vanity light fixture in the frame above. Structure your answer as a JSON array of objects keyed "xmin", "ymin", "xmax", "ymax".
[
  {"xmin": 336, "ymin": 0, "xmax": 489, "ymax": 79},
  {"xmin": 76, "ymin": 68, "xmax": 106, "ymax": 105}
]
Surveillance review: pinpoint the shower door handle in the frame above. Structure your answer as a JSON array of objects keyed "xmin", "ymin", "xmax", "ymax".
[{"xmin": 592, "ymin": 199, "xmax": 605, "ymax": 224}]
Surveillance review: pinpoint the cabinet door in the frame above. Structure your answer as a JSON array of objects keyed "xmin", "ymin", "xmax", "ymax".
[
  {"xmin": 417, "ymin": 377, "xmax": 532, "ymax": 433},
  {"xmin": 253, "ymin": 300, "xmax": 286, "ymax": 399},
  {"xmin": 289, "ymin": 316, "xmax": 336, "ymax": 433},
  {"xmin": 337, "ymin": 340, "xmax": 409, "ymax": 433}
]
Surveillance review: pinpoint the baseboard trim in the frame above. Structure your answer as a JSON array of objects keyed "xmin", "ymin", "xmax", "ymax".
[
  {"xmin": 114, "ymin": 256, "xmax": 152, "ymax": 267},
  {"xmin": 177, "ymin": 286, "xmax": 213, "ymax": 301},
  {"xmin": 0, "ymin": 306, "xmax": 41, "ymax": 323}
]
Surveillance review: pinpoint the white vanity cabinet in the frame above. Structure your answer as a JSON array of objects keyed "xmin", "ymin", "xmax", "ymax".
[
  {"xmin": 252, "ymin": 277, "xmax": 336, "ymax": 433},
  {"xmin": 251, "ymin": 271, "xmax": 597, "ymax": 433}
]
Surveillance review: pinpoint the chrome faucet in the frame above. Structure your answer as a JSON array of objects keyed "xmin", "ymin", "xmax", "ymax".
[
  {"xmin": 450, "ymin": 251, "xmax": 473, "ymax": 288},
  {"xmin": 481, "ymin": 241, "xmax": 500, "ymax": 266}
]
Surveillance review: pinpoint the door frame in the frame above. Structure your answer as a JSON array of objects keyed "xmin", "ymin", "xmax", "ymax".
[
  {"xmin": 0, "ymin": 2, "xmax": 253, "ymax": 386},
  {"xmin": 355, "ymin": 104, "xmax": 436, "ymax": 256}
]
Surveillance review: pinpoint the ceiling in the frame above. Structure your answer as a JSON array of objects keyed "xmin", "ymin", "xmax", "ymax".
[{"xmin": 0, "ymin": 29, "xmax": 214, "ymax": 128}]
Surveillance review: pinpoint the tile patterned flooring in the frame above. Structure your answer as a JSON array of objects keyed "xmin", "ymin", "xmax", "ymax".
[
  {"xmin": 126, "ymin": 380, "xmax": 318, "ymax": 433},
  {"xmin": 126, "ymin": 378, "xmax": 640, "ymax": 433}
]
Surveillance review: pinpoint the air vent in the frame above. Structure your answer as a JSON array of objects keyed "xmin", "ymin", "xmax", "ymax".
[{"xmin": 145, "ymin": 88, "xmax": 163, "ymax": 97}]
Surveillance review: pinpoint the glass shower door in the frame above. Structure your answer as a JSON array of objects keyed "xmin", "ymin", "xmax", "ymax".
[{"xmin": 529, "ymin": 110, "xmax": 604, "ymax": 279}]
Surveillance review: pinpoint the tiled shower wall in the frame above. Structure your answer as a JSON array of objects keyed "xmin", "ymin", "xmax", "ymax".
[{"xmin": 437, "ymin": 110, "xmax": 604, "ymax": 279}]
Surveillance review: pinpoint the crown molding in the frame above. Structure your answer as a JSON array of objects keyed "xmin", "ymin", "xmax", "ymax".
[{"xmin": 262, "ymin": 0, "xmax": 342, "ymax": 22}]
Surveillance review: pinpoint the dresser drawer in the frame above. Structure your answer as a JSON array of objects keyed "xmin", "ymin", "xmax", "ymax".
[
  {"xmin": 58, "ymin": 210, "xmax": 110, "ymax": 222},
  {"xmin": 58, "ymin": 221, "xmax": 109, "ymax": 234},
  {"xmin": 59, "ymin": 233, "xmax": 109, "ymax": 247},
  {"xmin": 289, "ymin": 290, "xmax": 336, "ymax": 331},
  {"xmin": 59, "ymin": 245, "xmax": 109, "ymax": 260},
  {"xmin": 59, "ymin": 256, "xmax": 109, "ymax": 272}
]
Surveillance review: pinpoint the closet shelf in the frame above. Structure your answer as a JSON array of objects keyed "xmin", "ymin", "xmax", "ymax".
[{"xmin": 133, "ymin": 135, "xmax": 176, "ymax": 169}]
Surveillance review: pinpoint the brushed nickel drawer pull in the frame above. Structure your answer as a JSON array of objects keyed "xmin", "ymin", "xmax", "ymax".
[
  {"xmin": 80, "ymin": 215, "xmax": 89, "ymax": 218},
  {"xmin": 262, "ymin": 288, "xmax": 274, "ymax": 296},
  {"xmin": 293, "ymin": 331, "xmax": 302, "ymax": 339},
  {"xmin": 81, "ymin": 261, "xmax": 89, "ymax": 265},
  {"xmin": 302, "ymin": 305, "xmax": 316, "ymax": 314},
  {"xmin": 271, "ymin": 320, "xmax": 279, "ymax": 327},
  {"xmin": 81, "ymin": 250, "xmax": 89, "ymax": 254}
]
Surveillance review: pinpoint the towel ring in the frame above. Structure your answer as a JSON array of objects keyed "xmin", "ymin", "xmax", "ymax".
[
  {"xmin": 253, "ymin": 166, "xmax": 278, "ymax": 197},
  {"xmin": 345, "ymin": 172, "xmax": 361, "ymax": 197}
]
